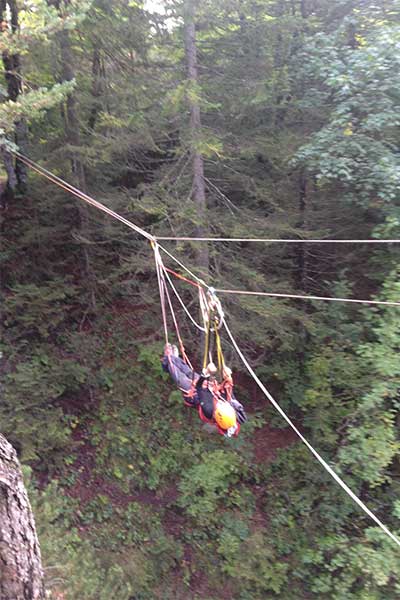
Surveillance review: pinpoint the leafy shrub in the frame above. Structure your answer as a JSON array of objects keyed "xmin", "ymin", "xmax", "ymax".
[
  {"xmin": 177, "ymin": 449, "xmax": 244, "ymax": 521},
  {"xmin": 29, "ymin": 481, "xmax": 163, "ymax": 600}
]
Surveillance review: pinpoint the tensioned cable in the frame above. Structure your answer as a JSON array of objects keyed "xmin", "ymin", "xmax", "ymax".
[
  {"xmin": 158, "ymin": 244, "xmax": 206, "ymax": 289},
  {"xmin": 164, "ymin": 266, "xmax": 201, "ymax": 289},
  {"xmin": 13, "ymin": 151, "xmax": 400, "ymax": 309},
  {"xmin": 163, "ymin": 275, "xmax": 194, "ymax": 370},
  {"xmin": 14, "ymin": 152, "xmax": 154, "ymax": 241},
  {"xmin": 223, "ymin": 319, "xmax": 400, "ymax": 548},
  {"xmin": 12, "ymin": 151, "xmax": 208, "ymax": 288},
  {"xmin": 161, "ymin": 264, "xmax": 238, "ymax": 355},
  {"xmin": 215, "ymin": 289, "xmax": 400, "ymax": 308},
  {"xmin": 157, "ymin": 236, "xmax": 400, "ymax": 243}
]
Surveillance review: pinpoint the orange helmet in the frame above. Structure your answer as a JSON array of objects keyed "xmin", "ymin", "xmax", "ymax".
[{"xmin": 214, "ymin": 400, "xmax": 237, "ymax": 431}]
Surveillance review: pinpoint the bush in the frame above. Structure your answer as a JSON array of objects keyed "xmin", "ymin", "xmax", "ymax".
[{"xmin": 178, "ymin": 450, "xmax": 244, "ymax": 521}]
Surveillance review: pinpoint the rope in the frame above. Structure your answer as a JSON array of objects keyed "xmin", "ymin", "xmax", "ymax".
[
  {"xmin": 162, "ymin": 266, "xmax": 206, "ymax": 332},
  {"xmin": 163, "ymin": 266, "xmax": 194, "ymax": 370},
  {"xmin": 15, "ymin": 152, "xmax": 155, "ymax": 242},
  {"xmin": 207, "ymin": 288, "xmax": 225, "ymax": 330},
  {"xmin": 202, "ymin": 308, "xmax": 212, "ymax": 371},
  {"xmin": 152, "ymin": 243, "xmax": 169, "ymax": 345},
  {"xmin": 156, "ymin": 236, "xmax": 400, "ymax": 244},
  {"xmin": 215, "ymin": 289, "xmax": 400, "ymax": 308},
  {"xmin": 158, "ymin": 244, "xmax": 207, "ymax": 288},
  {"xmin": 199, "ymin": 285, "xmax": 211, "ymax": 327},
  {"xmin": 164, "ymin": 267, "xmax": 202, "ymax": 288},
  {"xmin": 13, "ymin": 151, "xmax": 400, "ymax": 310},
  {"xmin": 12, "ymin": 151, "xmax": 209, "ymax": 290},
  {"xmin": 214, "ymin": 318, "xmax": 225, "ymax": 378},
  {"xmin": 223, "ymin": 319, "xmax": 400, "ymax": 549}
]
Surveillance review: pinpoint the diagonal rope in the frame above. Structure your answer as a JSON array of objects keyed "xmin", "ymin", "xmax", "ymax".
[
  {"xmin": 164, "ymin": 266, "xmax": 201, "ymax": 289},
  {"xmin": 223, "ymin": 319, "xmax": 400, "ymax": 549},
  {"xmin": 12, "ymin": 151, "xmax": 208, "ymax": 289},
  {"xmin": 15, "ymin": 151, "xmax": 155, "ymax": 242},
  {"xmin": 153, "ymin": 243, "xmax": 169, "ymax": 345},
  {"xmin": 163, "ymin": 271, "xmax": 194, "ymax": 370},
  {"xmin": 157, "ymin": 244, "xmax": 207, "ymax": 288}
]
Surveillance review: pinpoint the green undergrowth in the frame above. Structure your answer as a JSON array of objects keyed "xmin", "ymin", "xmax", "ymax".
[
  {"xmin": 10, "ymin": 308, "xmax": 279, "ymax": 599},
  {"xmin": 4, "ymin": 267, "xmax": 400, "ymax": 598}
]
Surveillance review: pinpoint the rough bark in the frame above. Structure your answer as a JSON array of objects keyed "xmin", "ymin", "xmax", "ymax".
[
  {"xmin": 184, "ymin": 0, "xmax": 209, "ymax": 275},
  {"xmin": 0, "ymin": 434, "xmax": 45, "ymax": 600}
]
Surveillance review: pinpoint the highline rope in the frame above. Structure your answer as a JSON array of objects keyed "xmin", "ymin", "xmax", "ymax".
[{"xmin": 156, "ymin": 236, "xmax": 400, "ymax": 244}]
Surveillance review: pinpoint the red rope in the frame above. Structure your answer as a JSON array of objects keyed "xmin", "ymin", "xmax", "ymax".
[{"xmin": 164, "ymin": 267, "xmax": 201, "ymax": 289}]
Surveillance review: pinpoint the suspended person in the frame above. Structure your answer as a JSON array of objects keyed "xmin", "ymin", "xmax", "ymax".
[{"xmin": 161, "ymin": 344, "xmax": 247, "ymax": 437}]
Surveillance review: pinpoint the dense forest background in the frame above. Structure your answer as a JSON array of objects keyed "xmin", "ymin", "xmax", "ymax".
[{"xmin": 1, "ymin": 0, "xmax": 400, "ymax": 598}]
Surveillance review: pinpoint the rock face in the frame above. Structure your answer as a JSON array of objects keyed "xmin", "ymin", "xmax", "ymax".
[{"xmin": 0, "ymin": 434, "xmax": 45, "ymax": 600}]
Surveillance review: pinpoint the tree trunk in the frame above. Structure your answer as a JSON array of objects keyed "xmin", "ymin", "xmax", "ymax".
[
  {"xmin": 184, "ymin": 0, "xmax": 209, "ymax": 275},
  {"xmin": 15, "ymin": 119, "xmax": 29, "ymax": 192},
  {"xmin": 0, "ymin": 434, "xmax": 45, "ymax": 600},
  {"xmin": 297, "ymin": 171, "xmax": 309, "ymax": 291},
  {"xmin": 0, "ymin": 0, "xmax": 28, "ymax": 196},
  {"xmin": 300, "ymin": 0, "xmax": 308, "ymax": 19},
  {"xmin": 0, "ymin": 147, "xmax": 17, "ymax": 202},
  {"xmin": 58, "ymin": 27, "xmax": 85, "ymax": 179},
  {"xmin": 88, "ymin": 46, "xmax": 103, "ymax": 131},
  {"xmin": 51, "ymin": 1, "xmax": 96, "ymax": 308}
]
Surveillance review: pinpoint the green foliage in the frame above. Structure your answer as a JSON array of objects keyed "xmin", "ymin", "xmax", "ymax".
[
  {"xmin": 234, "ymin": 531, "xmax": 289, "ymax": 597},
  {"xmin": 0, "ymin": 0, "xmax": 93, "ymax": 55},
  {"xmin": 338, "ymin": 273, "xmax": 400, "ymax": 486},
  {"xmin": 1, "ymin": 348, "xmax": 89, "ymax": 461},
  {"xmin": 89, "ymin": 347, "xmax": 211, "ymax": 493},
  {"xmin": 3, "ymin": 279, "xmax": 79, "ymax": 341},
  {"xmin": 339, "ymin": 413, "xmax": 399, "ymax": 487},
  {"xmin": 299, "ymin": 528, "xmax": 400, "ymax": 598},
  {"xmin": 216, "ymin": 514, "xmax": 250, "ymax": 573},
  {"xmin": 295, "ymin": 24, "xmax": 400, "ymax": 210},
  {"xmin": 3, "ymin": 0, "xmax": 400, "ymax": 598},
  {"xmin": 30, "ymin": 482, "xmax": 151, "ymax": 600},
  {"xmin": 178, "ymin": 450, "xmax": 247, "ymax": 521},
  {"xmin": 0, "ymin": 82, "xmax": 75, "ymax": 133}
]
